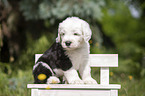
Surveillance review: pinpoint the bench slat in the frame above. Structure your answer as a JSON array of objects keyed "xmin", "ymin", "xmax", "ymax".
[
  {"xmin": 89, "ymin": 54, "xmax": 118, "ymax": 67},
  {"xmin": 38, "ymin": 90, "xmax": 111, "ymax": 96},
  {"xmin": 35, "ymin": 54, "xmax": 118, "ymax": 67},
  {"xmin": 27, "ymin": 84, "xmax": 121, "ymax": 89}
]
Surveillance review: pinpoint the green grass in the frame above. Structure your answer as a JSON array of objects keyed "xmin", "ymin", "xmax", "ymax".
[
  {"xmin": 109, "ymin": 72, "xmax": 145, "ymax": 96},
  {"xmin": 0, "ymin": 69, "xmax": 33, "ymax": 96},
  {"xmin": 92, "ymin": 68, "xmax": 145, "ymax": 96}
]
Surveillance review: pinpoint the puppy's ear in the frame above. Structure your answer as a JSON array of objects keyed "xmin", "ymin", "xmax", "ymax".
[
  {"xmin": 56, "ymin": 23, "xmax": 62, "ymax": 42},
  {"xmin": 82, "ymin": 21, "xmax": 92, "ymax": 42}
]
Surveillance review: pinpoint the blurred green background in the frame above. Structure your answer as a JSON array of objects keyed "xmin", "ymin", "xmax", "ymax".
[{"xmin": 0, "ymin": 0, "xmax": 145, "ymax": 96}]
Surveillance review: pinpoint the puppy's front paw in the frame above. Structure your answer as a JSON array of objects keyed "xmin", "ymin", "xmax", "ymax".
[
  {"xmin": 83, "ymin": 78, "xmax": 97, "ymax": 84},
  {"xmin": 47, "ymin": 76, "xmax": 60, "ymax": 84},
  {"xmin": 69, "ymin": 79, "xmax": 84, "ymax": 84}
]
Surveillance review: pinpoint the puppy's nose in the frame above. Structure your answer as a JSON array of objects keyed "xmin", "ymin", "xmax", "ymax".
[{"xmin": 65, "ymin": 41, "xmax": 72, "ymax": 46}]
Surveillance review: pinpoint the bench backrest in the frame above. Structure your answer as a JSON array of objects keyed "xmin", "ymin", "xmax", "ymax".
[
  {"xmin": 35, "ymin": 54, "xmax": 118, "ymax": 67},
  {"xmin": 35, "ymin": 54, "xmax": 118, "ymax": 85}
]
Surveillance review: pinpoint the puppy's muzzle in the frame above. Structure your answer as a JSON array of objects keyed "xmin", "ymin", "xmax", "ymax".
[{"xmin": 65, "ymin": 41, "xmax": 72, "ymax": 46}]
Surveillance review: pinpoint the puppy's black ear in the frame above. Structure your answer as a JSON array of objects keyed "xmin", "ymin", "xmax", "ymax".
[{"xmin": 81, "ymin": 21, "xmax": 92, "ymax": 42}]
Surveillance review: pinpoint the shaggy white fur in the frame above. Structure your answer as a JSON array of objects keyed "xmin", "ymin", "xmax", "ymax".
[{"xmin": 55, "ymin": 17, "xmax": 97, "ymax": 84}]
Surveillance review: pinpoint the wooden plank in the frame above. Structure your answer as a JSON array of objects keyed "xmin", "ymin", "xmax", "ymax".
[
  {"xmin": 35, "ymin": 54, "xmax": 118, "ymax": 67},
  {"xmin": 27, "ymin": 84, "xmax": 121, "ymax": 89},
  {"xmin": 89, "ymin": 54, "xmax": 118, "ymax": 67},
  {"xmin": 100, "ymin": 67, "xmax": 109, "ymax": 85},
  {"xmin": 110, "ymin": 90, "xmax": 118, "ymax": 96},
  {"xmin": 31, "ymin": 89, "xmax": 38, "ymax": 96},
  {"xmin": 38, "ymin": 90, "xmax": 110, "ymax": 96},
  {"xmin": 35, "ymin": 54, "xmax": 41, "ymax": 63}
]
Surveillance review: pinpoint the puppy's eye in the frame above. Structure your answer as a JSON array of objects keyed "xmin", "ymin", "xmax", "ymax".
[
  {"xmin": 61, "ymin": 33, "xmax": 65, "ymax": 36},
  {"xmin": 74, "ymin": 33, "xmax": 79, "ymax": 36}
]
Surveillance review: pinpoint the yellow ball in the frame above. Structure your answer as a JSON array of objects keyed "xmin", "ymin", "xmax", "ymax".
[
  {"xmin": 46, "ymin": 85, "xmax": 51, "ymax": 90},
  {"xmin": 38, "ymin": 74, "xmax": 47, "ymax": 80}
]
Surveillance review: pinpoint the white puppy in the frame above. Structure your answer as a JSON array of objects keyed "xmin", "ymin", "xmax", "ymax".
[
  {"xmin": 33, "ymin": 17, "xmax": 97, "ymax": 84},
  {"xmin": 56, "ymin": 17, "xmax": 97, "ymax": 84}
]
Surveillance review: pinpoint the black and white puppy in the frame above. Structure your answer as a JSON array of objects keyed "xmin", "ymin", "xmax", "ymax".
[{"xmin": 33, "ymin": 17, "xmax": 97, "ymax": 84}]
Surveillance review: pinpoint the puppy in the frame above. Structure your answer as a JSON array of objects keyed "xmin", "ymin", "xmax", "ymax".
[{"xmin": 33, "ymin": 17, "xmax": 97, "ymax": 84}]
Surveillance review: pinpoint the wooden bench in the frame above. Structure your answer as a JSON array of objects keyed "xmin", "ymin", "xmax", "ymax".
[{"xmin": 27, "ymin": 54, "xmax": 121, "ymax": 96}]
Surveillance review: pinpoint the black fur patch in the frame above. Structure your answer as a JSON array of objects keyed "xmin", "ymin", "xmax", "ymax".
[{"xmin": 33, "ymin": 42, "xmax": 72, "ymax": 84}]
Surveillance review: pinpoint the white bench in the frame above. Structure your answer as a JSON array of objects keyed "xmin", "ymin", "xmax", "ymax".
[{"xmin": 27, "ymin": 54, "xmax": 121, "ymax": 96}]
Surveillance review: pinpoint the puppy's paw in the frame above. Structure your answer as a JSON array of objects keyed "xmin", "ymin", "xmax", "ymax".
[
  {"xmin": 47, "ymin": 76, "xmax": 60, "ymax": 84},
  {"xmin": 83, "ymin": 78, "xmax": 97, "ymax": 84},
  {"xmin": 69, "ymin": 79, "xmax": 84, "ymax": 84}
]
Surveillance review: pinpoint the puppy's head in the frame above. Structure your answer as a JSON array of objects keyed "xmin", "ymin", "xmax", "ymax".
[{"xmin": 56, "ymin": 17, "xmax": 92, "ymax": 50}]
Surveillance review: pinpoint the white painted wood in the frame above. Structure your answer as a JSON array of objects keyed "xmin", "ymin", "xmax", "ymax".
[
  {"xmin": 27, "ymin": 84, "xmax": 121, "ymax": 89},
  {"xmin": 89, "ymin": 54, "xmax": 118, "ymax": 67},
  {"xmin": 38, "ymin": 90, "xmax": 110, "ymax": 96},
  {"xmin": 35, "ymin": 54, "xmax": 41, "ymax": 63},
  {"xmin": 110, "ymin": 90, "xmax": 118, "ymax": 96},
  {"xmin": 31, "ymin": 89, "xmax": 38, "ymax": 96},
  {"xmin": 35, "ymin": 54, "xmax": 118, "ymax": 67},
  {"xmin": 100, "ymin": 67, "xmax": 109, "ymax": 85}
]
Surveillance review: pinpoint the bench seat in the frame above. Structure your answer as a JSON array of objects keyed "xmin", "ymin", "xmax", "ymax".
[{"xmin": 27, "ymin": 84, "xmax": 121, "ymax": 90}]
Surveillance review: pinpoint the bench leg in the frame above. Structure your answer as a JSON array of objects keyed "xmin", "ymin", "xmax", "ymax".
[
  {"xmin": 110, "ymin": 90, "xmax": 118, "ymax": 96},
  {"xmin": 100, "ymin": 67, "xmax": 109, "ymax": 85},
  {"xmin": 31, "ymin": 89, "xmax": 39, "ymax": 96}
]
